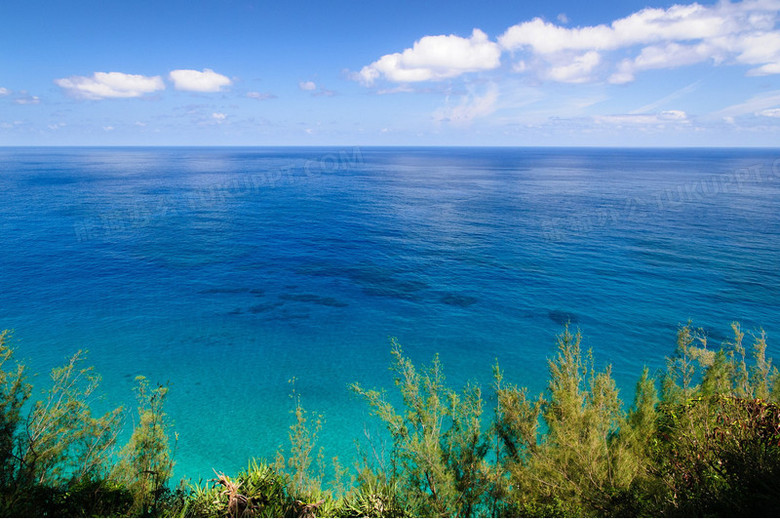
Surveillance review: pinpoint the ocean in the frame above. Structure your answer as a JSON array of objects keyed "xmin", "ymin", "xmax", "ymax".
[{"xmin": 1, "ymin": 146, "xmax": 778, "ymax": 480}]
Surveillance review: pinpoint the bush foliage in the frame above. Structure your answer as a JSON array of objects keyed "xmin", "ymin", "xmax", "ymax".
[{"xmin": 1, "ymin": 321, "xmax": 779, "ymax": 517}]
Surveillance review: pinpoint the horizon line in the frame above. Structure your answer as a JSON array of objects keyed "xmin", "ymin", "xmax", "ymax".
[{"xmin": 2, "ymin": 144, "xmax": 780, "ymax": 150}]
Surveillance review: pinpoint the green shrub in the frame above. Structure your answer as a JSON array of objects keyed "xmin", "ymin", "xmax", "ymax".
[
  {"xmin": 494, "ymin": 325, "xmax": 641, "ymax": 517},
  {"xmin": 0, "ymin": 333, "xmax": 127, "ymax": 516},
  {"xmin": 352, "ymin": 338, "xmax": 492, "ymax": 517},
  {"xmin": 338, "ymin": 469, "xmax": 407, "ymax": 518},
  {"xmin": 183, "ymin": 461, "xmax": 295, "ymax": 518},
  {"xmin": 112, "ymin": 376, "xmax": 177, "ymax": 516}
]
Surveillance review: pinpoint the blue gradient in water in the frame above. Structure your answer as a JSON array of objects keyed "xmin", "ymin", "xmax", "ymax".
[{"xmin": 1, "ymin": 147, "xmax": 778, "ymax": 479}]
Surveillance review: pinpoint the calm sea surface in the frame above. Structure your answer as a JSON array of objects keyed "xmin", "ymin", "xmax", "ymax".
[{"xmin": 1, "ymin": 147, "xmax": 778, "ymax": 478}]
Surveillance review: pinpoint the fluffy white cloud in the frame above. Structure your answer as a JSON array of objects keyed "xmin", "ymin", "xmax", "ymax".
[
  {"xmin": 355, "ymin": 1, "xmax": 780, "ymax": 86},
  {"xmin": 499, "ymin": 0, "xmax": 780, "ymax": 83},
  {"xmin": 354, "ymin": 0, "xmax": 780, "ymax": 86},
  {"xmin": 358, "ymin": 29, "xmax": 501, "ymax": 84},
  {"xmin": 0, "ymin": 87, "xmax": 9, "ymax": 96},
  {"xmin": 299, "ymin": 81, "xmax": 317, "ymax": 91},
  {"xmin": 500, "ymin": 4, "xmax": 738, "ymax": 54},
  {"xmin": 55, "ymin": 72, "xmax": 164, "ymax": 99},
  {"xmin": 212, "ymin": 112, "xmax": 226, "ymax": 120},
  {"xmin": 169, "ymin": 68, "xmax": 231, "ymax": 92}
]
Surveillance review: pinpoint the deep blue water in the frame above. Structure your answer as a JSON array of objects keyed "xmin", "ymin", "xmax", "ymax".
[{"xmin": 1, "ymin": 147, "xmax": 779, "ymax": 479}]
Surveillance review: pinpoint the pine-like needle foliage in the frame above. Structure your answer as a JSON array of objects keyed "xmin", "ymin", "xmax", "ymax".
[{"xmin": 2, "ymin": 319, "xmax": 780, "ymax": 517}]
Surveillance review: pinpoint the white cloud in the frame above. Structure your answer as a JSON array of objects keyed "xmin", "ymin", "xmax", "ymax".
[
  {"xmin": 596, "ymin": 114, "xmax": 661, "ymax": 125},
  {"xmin": 212, "ymin": 112, "xmax": 226, "ymax": 120},
  {"xmin": 297, "ymin": 81, "xmax": 336, "ymax": 96},
  {"xmin": 738, "ymin": 31, "xmax": 780, "ymax": 64},
  {"xmin": 629, "ymin": 80, "xmax": 701, "ymax": 114},
  {"xmin": 660, "ymin": 109, "xmax": 688, "ymax": 120},
  {"xmin": 595, "ymin": 110, "xmax": 689, "ymax": 125},
  {"xmin": 103, "ymin": 126, "xmax": 114, "ymax": 131},
  {"xmin": 376, "ymin": 85, "xmax": 416, "ymax": 94},
  {"xmin": 55, "ymin": 72, "xmax": 164, "ymax": 99},
  {"xmin": 354, "ymin": 0, "xmax": 780, "ymax": 86},
  {"xmin": 757, "ymin": 107, "xmax": 780, "ymax": 117},
  {"xmin": 714, "ymin": 90, "xmax": 780, "ymax": 117},
  {"xmin": 433, "ymin": 84, "xmax": 499, "ymax": 126},
  {"xmin": 512, "ymin": 61, "xmax": 527, "ymax": 73},
  {"xmin": 747, "ymin": 62, "xmax": 780, "ymax": 75},
  {"xmin": 15, "ymin": 95, "xmax": 40, "ymax": 105},
  {"xmin": 169, "ymin": 68, "xmax": 231, "ymax": 92},
  {"xmin": 247, "ymin": 91, "xmax": 276, "ymax": 100},
  {"xmin": 545, "ymin": 51, "xmax": 601, "ymax": 83},
  {"xmin": 608, "ymin": 69, "xmax": 635, "ymax": 85},
  {"xmin": 0, "ymin": 87, "xmax": 9, "ymax": 96},
  {"xmin": 358, "ymin": 28, "xmax": 501, "ymax": 84},
  {"xmin": 499, "ymin": 3, "xmax": 754, "ymax": 54},
  {"xmin": 499, "ymin": 0, "xmax": 780, "ymax": 83},
  {"xmin": 609, "ymin": 42, "xmax": 718, "ymax": 83}
]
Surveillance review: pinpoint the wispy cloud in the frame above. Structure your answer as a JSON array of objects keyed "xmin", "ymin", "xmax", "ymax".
[
  {"xmin": 433, "ymin": 84, "xmax": 499, "ymax": 126},
  {"xmin": 247, "ymin": 91, "xmax": 277, "ymax": 100},
  {"xmin": 630, "ymin": 80, "xmax": 702, "ymax": 114},
  {"xmin": 312, "ymin": 88, "xmax": 336, "ymax": 97},
  {"xmin": 544, "ymin": 50, "xmax": 601, "ymax": 83},
  {"xmin": 595, "ymin": 110, "xmax": 689, "ymax": 125},
  {"xmin": 712, "ymin": 90, "xmax": 780, "ymax": 118},
  {"xmin": 15, "ymin": 94, "xmax": 40, "ymax": 105}
]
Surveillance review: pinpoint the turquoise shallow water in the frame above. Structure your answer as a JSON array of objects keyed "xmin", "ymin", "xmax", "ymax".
[{"xmin": 0, "ymin": 147, "xmax": 778, "ymax": 480}]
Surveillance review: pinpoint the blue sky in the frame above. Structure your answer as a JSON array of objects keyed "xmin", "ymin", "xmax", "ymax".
[{"xmin": 1, "ymin": 0, "xmax": 779, "ymax": 146}]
